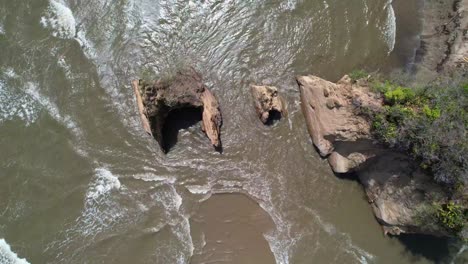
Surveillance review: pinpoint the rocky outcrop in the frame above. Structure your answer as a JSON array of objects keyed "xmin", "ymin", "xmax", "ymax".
[
  {"xmin": 297, "ymin": 75, "xmax": 382, "ymax": 170},
  {"xmin": 250, "ymin": 85, "xmax": 285, "ymax": 124},
  {"xmin": 298, "ymin": 74, "xmax": 447, "ymax": 236},
  {"xmin": 133, "ymin": 69, "xmax": 222, "ymax": 152},
  {"xmin": 359, "ymin": 152, "xmax": 447, "ymax": 236},
  {"xmin": 416, "ymin": 0, "xmax": 468, "ymax": 75}
]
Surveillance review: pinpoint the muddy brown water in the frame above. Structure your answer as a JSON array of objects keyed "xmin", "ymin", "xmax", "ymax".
[{"xmin": 0, "ymin": 0, "xmax": 467, "ymax": 263}]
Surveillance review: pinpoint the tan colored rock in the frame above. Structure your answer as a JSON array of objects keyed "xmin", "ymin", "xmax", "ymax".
[
  {"xmin": 201, "ymin": 89, "xmax": 222, "ymax": 148},
  {"xmin": 297, "ymin": 74, "xmax": 382, "ymax": 158},
  {"xmin": 133, "ymin": 68, "xmax": 222, "ymax": 152},
  {"xmin": 250, "ymin": 85, "xmax": 285, "ymax": 124}
]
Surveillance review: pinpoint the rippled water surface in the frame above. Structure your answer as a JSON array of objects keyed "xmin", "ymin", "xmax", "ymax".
[{"xmin": 1, "ymin": 0, "xmax": 467, "ymax": 263}]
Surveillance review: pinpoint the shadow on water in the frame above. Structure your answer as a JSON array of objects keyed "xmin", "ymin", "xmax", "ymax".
[
  {"xmin": 264, "ymin": 110, "xmax": 282, "ymax": 126},
  {"xmin": 394, "ymin": 233, "xmax": 451, "ymax": 263},
  {"xmin": 162, "ymin": 107, "xmax": 203, "ymax": 153}
]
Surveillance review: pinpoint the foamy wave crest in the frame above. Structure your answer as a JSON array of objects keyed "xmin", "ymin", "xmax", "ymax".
[
  {"xmin": 41, "ymin": 0, "xmax": 97, "ymax": 59},
  {"xmin": 72, "ymin": 168, "xmax": 122, "ymax": 237},
  {"xmin": 0, "ymin": 239, "xmax": 30, "ymax": 264},
  {"xmin": 0, "ymin": 79, "xmax": 41, "ymax": 125},
  {"xmin": 87, "ymin": 168, "xmax": 121, "ymax": 200},
  {"xmin": 40, "ymin": 0, "xmax": 76, "ymax": 39},
  {"xmin": 381, "ymin": 0, "xmax": 396, "ymax": 53}
]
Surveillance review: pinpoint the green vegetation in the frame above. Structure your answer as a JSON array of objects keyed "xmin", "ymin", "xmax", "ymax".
[
  {"xmin": 349, "ymin": 69, "xmax": 369, "ymax": 81},
  {"xmin": 383, "ymin": 86, "xmax": 415, "ymax": 105},
  {"xmin": 364, "ymin": 77, "xmax": 468, "ymax": 188},
  {"xmin": 436, "ymin": 202, "xmax": 466, "ymax": 233},
  {"xmin": 355, "ymin": 72, "xmax": 468, "ymax": 236}
]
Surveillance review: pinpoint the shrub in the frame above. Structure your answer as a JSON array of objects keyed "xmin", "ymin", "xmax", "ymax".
[
  {"xmin": 422, "ymin": 105, "xmax": 441, "ymax": 120},
  {"xmin": 384, "ymin": 86, "xmax": 415, "ymax": 105},
  {"xmin": 371, "ymin": 80, "xmax": 394, "ymax": 93},
  {"xmin": 436, "ymin": 202, "xmax": 466, "ymax": 233},
  {"xmin": 364, "ymin": 76, "xmax": 467, "ymax": 187},
  {"xmin": 349, "ymin": 69, "xmax": 368, "ymax": 81}
]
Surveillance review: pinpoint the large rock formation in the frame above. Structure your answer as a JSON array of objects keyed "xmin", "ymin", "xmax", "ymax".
[
  {"xmin": 250, "ymin": 85, "xmax": 285, "ymax": 124},
  {"xmin": 298, "ymin": 74, "xmax": 447, "ymax": 236},
  {"xmin": 297, "ymin": 75, "xmax": 382, "ymax": 171},
  {"xmin": 132, "ymin": 69, "xmax": 222, "ymax": 152}
]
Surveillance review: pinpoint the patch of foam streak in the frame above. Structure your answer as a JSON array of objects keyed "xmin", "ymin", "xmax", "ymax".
[
  {"xmin": 23, "ymin": 81, "xmax": 88, "ymax": 157},
  {"xmin": 0, "ymin": 80, "xmax": 40, "ymax": 125},
  {"xmin": 0, "ymin": 239, "xmax": 30, "ymax": 264},
  {"xmin": 382, "ymin": 0, "xmax": 396, "ymax": 53},
  {"xmin": 303, "ymin": 207, "xmax": 375, "ymax": 263},
  {"xmin": 132, "ymin": 173, "xmax": 176, "ymax": 184},
  {"xmin": 362, "ymin": 0, "xmax": 369, "ymax": 25},
  {"xmin": 151, "ymin": 184, "xmax": 194, "ymax": 263},
  {"xmin": 46, "ymin": 168, "xmax": 124, "ymax": 262}
]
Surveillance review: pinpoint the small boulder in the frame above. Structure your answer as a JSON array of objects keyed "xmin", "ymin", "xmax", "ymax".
[{"xmin": 250, "ymin": 85, "xmax": 285, "ymax": 125}]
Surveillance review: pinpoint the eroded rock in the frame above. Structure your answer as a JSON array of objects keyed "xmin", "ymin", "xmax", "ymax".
[
  {"xmin": 250, "ymin": 85, "xmax": 285, "ymax": 124},
  {"xmin": 297, "ymin": 74, "xmax": 382, "ymax": 160},
  {"xmin": 298, "ymin": 74, "xmax": 448, "ymax": 237},
  {"xmin": 133, "ymin": 69, "xmax": 222, "ymax": 152}
]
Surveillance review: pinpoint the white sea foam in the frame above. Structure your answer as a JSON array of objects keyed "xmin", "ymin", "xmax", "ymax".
[
  {"xmin": 0, "ymin": 239, "xmax": 30, "ymax": 264},
  {"xmin": 381, "ymin": 0, "xmax": 396, "ymax": 53},
  {"xmin": 0, "ymin": 80, "xmax": 41, "ymax": 125},
  {"xmin": 132, "ymin": 173, "xmax": 176, "ymax": 184},
  {"xmin": 24, "ymin": 82, "xmax": 82, "ymax": 135},
  {"xmin": 0, "ymin": 24, "xmax": 4, "ymax": 35},
  {"xmin": 41, "ymin": 0, "xmax": 76, "ymax": 39},
  {"xmin": 186, "ymin": 185, "xmax": 211, "ymax": 195},
  {"xmin": 362, "ymin": 0, "xmax": 369, "ymax": 25},
  {"xmin": 87, "ymin": 168, "xmax": 121, "ymax": 200},
  {"xmin": 323, "ymin": 0, "xmax": 329, "ymax": 9},
  {"xmin": 40, "ymin": 0, "xmax": 96, "ymax": 60}
]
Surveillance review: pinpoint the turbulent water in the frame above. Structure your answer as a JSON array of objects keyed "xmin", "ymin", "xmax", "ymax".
[{"xmin": 0, "ymin": 0, "xmax": 467, "ymax": 263}]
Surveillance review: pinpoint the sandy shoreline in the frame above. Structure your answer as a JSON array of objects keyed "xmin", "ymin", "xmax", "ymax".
[{"xmin": 415, "ymin": 0, "xmax": 468, "ymax": 76}]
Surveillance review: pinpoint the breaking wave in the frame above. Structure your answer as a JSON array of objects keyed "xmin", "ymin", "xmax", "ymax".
[
  {"xmin": 40, "ymin": 0, "xmax": 76, "ymax": 39},
  {"xmin": 0, "ymin": 239, "xmax": 30, "ymax": 264}
]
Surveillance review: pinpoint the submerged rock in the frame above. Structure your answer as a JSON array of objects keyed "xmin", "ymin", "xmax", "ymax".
[
  {"xmin": 250, "ymin": 85, "xmax": 285, "ymax": 125},
  {"xmin": 298, "ymin": 74, "xmax": 448, "ymax": 237},
  {"xmin": 132, "ymin": 69, "xmax": 222, "ymax": 152}
]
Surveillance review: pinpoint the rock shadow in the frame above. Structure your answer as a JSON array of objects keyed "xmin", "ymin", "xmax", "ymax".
[
  {"xmin": 394, "ymin": 233, "xmax": 452, "ymax": 263},
  {"xmin": 264, "ymin": 109, "xmax": 282, "ymax": 126},
  {"xmin": 161, "ymin": 107, "xmax": 203, "ymax": 153}
]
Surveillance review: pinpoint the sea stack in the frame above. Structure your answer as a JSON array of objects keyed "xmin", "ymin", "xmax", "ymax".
[{"xmin": 132, "ymin": 68, "xmax": 222, "ymax": 152}]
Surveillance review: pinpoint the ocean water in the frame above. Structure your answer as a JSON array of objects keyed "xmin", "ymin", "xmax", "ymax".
[{"xmin": 0, "ymin": 0, "xmax": 466, "ymax": 263}]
